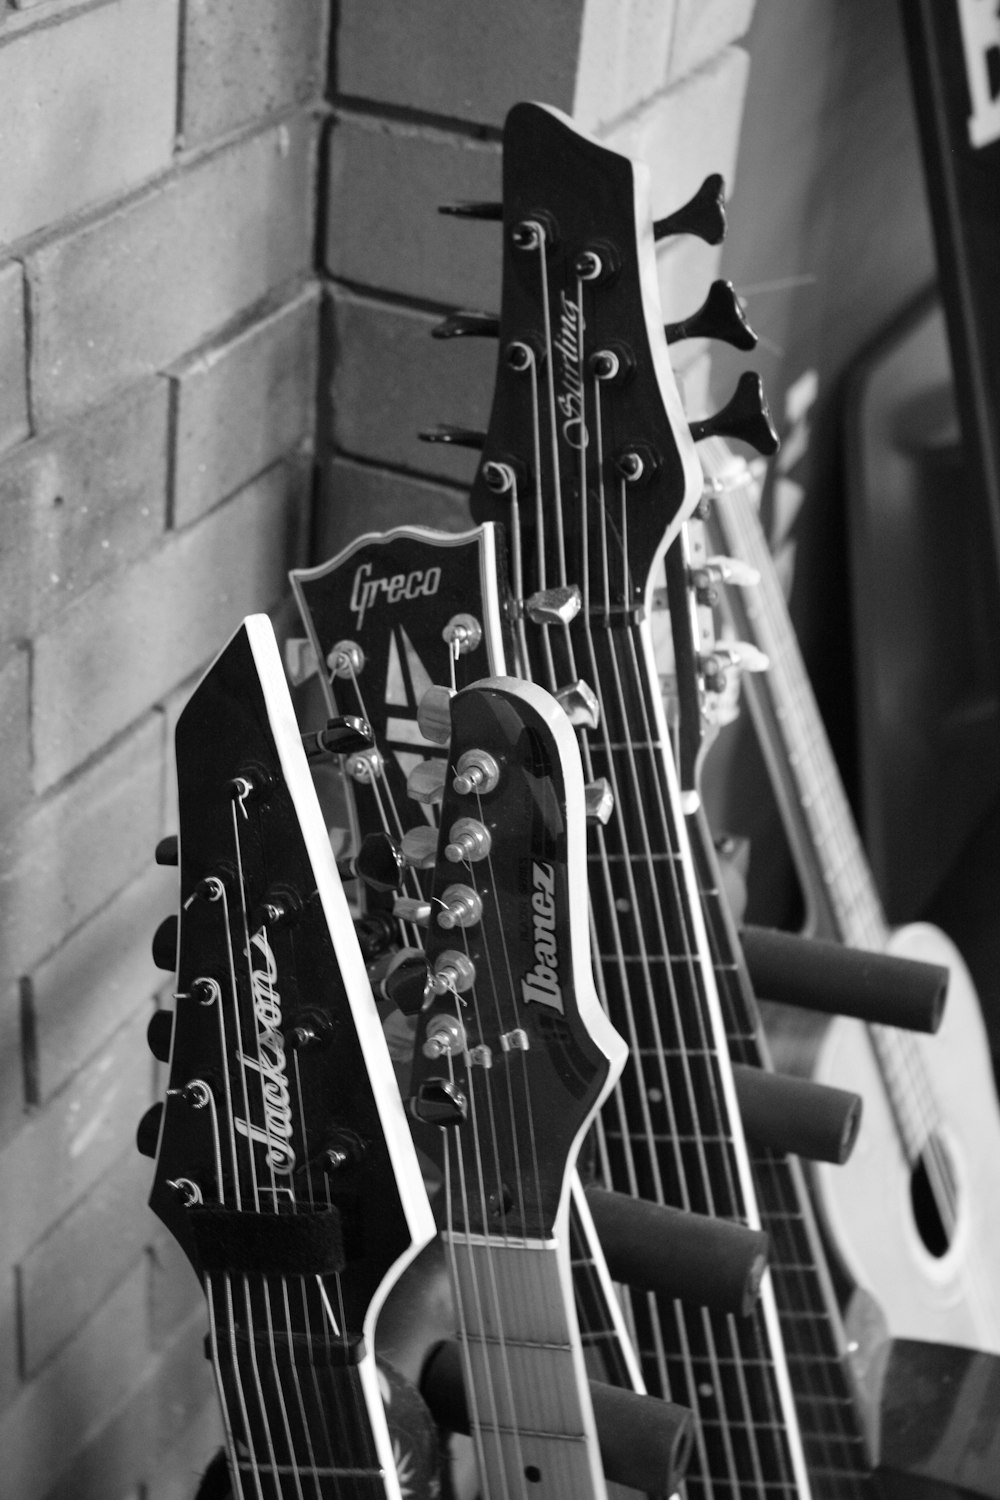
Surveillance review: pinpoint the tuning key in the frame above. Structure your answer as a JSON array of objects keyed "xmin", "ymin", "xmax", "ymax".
[
  {"xmin": 700, "ymin": 643, "xmax": 769, "ymax": 694},
  {"xmin": 392, "ymin": 896, "xmax": 433, "ymax": 927},
  {"xmin": 302, "ymin": 715, "xmax": 372, "ymax": 760},
  {"xmin": 406, "ymin": 759, "xmax": 448, "ymax": 805},
  {"xmin": 411, "ymin": 1078, "xmax": 468, "ymax": 1126},
  {"xmin": 525, "ymin": 584, "xmax": 582, "ymax": 626},
  {"xmin": 379, "ymin": 948, "xmax": 433, "ymax": 1016},
  {"xmin": 438, "ymin": 200, "xmax": 503, "ymax": 220},
  {"xmin": 155, "ymin": 835, "xmax": 178, "ymax": 867},
  {"xmin": 653, "ymin": 173, "xmax": 726, "ymax": 245},
  {"xmin": 354, "ymin": 830, "xmax": 435, "ymax": 892},
  {"xmin": 417, "ymin": 685, "xmax": 453, "ymax": 745},
  {"xmin": 152, "ymin": 915, "xmax": 178, "ymax": 972},
  {"xmin": 665, "ymin": 279, "xmax": 757, "ymax": 352},
  {"xmin": 136, "ymin": 1102, "xmax": 164, "ymax": 1159},
  {"xmin": 689, "ymin": 373, "xmax": 780, "ymax": 457},
  {"xmin": 691, "ymin": 555, "xmax": 760, "ymax": 604},
  {"xmin": 555, "ymin": 679, "xmax": 601, "ymax": 730},
  {"xmin": 432, "ymin": 310, "xmax": 500, "ymax": 340},
  {"xmin": 419, "ymin": 425, "xmax": 487, "ymax": 451},
  {"xmin": 585, "ymin": 779, "xmax": 615, "ymax": 826},
  {"xmin": 147, "ymin": 1009, "xmax": 174, "ymax": 1063}
]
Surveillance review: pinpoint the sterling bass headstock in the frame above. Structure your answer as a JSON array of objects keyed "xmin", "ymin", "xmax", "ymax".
[{"xmin": 139, "ymin": 614, "xmax": 437, "ymax": 1500}]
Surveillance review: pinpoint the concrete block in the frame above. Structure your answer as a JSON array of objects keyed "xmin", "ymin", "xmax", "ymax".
[
  {"xmin": 0, "ymin": 646, "xmax": 31, "ymax": 836},
  {"xmin": 0, "ymin": 261, "xmax": 29, "ymax": 455},
  {"xmin": 148, "ymin": 1225, "xmax": 203, "ymax": 1349},
  {"xmin": 0, "ymin": 377, "xmax": 170, "ymax": 650},
  {"xmin": 0, "ymin": 0, "xmax": 178, "ymax": 249},
  {"xmin": 182, "ymin": 0, "xmax": 327, "ymax": 146},
  {"xmin": 0, "ymin": 1008, "xmax": 152, "ymax": 1273},
  {"xmin": 328, "ymin": 289, "xmax": 494, "ymax": 485},
  {"xmin": 29, "ymin": 114, "xmax": 316, "ymax": 424},
  {"xmin": 336, "ymin": 0, "xmax": 581, "ymax": 127},
  {"xmin": 574, "ymin": 0, "xmax": 678, "ymax": 131},
  {"xmin": 314, "ymin": 457, "xmax": 471, "ymax": 566},
  {"xmin": 31, "ymin": 458, "xmax": 310, "ymax": 790},
  {"xmin": 143, "ymin": 1398, "xmax": 225, "ymax": 1500},
  {"xmin": 0, "ymin": 1261, "xmax": 150, "ymax": 1495},
  {"xmin": 19, "ymin": 1149, "xmax": 153, "ymax": 1375},
  {"xmin": 325, "ymin": 113, "xmax": 501, "ymax": 308},
  {"xmin": 28, "ymin": 862, "xmax": 175, "ymax": 1104},
  {"xmin": 0, "ymin": 712, "xmax": 166, "ymax": 987},
  {"xmin": 0, "ymin": 977, "xmax": 27, "ymax": 1155},
  {"xmin": 172, "ymin": 285, "xmax": 319, "ymax": 527}
]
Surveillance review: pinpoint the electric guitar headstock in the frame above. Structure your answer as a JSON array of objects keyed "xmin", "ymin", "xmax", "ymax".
[{"xmin": 139, "ymin": 614, "xmax": 436, "ymax": 1499}]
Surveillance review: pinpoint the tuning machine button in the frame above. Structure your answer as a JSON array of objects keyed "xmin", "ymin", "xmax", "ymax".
[
  {"xmin": 411, "ymin": 1078, "xmax": 468, "ymax": 1126},
  {"xmin": 585, "ymin": 779, "xmax": 615, "ymax": 826},
  {"xmin": 700, "ymin": 642, "xmax": 769, "ymax": 692},
  {"xmin": 555, "ymin": 679, "xmax": 601, "ymax": 730},
  {"xmin": 689, "ymin": 372, "xmax": 779, "ymax": 457},
  {"xmin": 417, "ymin": 685, "xmax": 454, "ymax": 745},
  {"xmin": 665, "ymin": 279, "xmax": 757, "ymax": 352},
  {"xmin": 392, "ymin": 896, "xmax": 433, "ymax": 927},
  {"xmin": 432, "ymin": 310, "xmax": 500, "ymax": 340},
  {"xmin": 302, "ymin": 715, "xmax": 372, "ymax": 760},
  {"xmin": 452, "ymin": 749, "xmax": 501, "ymax": 797},
  {"xmin": 429, "ymin": 950, "xmax": 477, "ymax": 996},
  {"xmin": 354, "ymin": 829, "xmax": 439, "ymax": 893},
  {"xmin": 444, "ymin": 817, "xmax": 491, "ymax": 864},
  {"xmin": 436, "ymin": 884, "xmax": 483, "ymax": 931},
  {"xmin": 653, "ymin": 172, "xmax": 726, "ymax": 245},
  {"xmin": 152, "ymin": 916, "xmax": 178, "ymax": 972},
  {"xmin": 419, "ymin": 425, "xmax": 486, "ymax": 451},
  {"xmin": 438, "ymin": 200, "xmax": 503, "ymax": 220},
  {"xmin": 354, "ymin": 912, "xmax": 397, "ymax": 961},
  {"xmin": 407, "ymin": 758, "xmax": 448, "ymax": 805},
  {"xmin": 525, "ymin": 584, "xmax": 582, "ymax": 626},
  {"xmin": 690, "ymin": 556, "xmax": 760, "ymax": 601},
  {"xmin": 155, "ymin": 835, "xmax": 178, "ymax": 867},
  {"xmin": 136, "ymin": 1102, "xmax": 164, "ymax": 1159},
  {"xmin": 147, "ymin": 1010, "xmax": 174, "ymax": 1063},
  {"xmin": 379, "ymin": 948, "xmax": 433, "ymax": 1016}
]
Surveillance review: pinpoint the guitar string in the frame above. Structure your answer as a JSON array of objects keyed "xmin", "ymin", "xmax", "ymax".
[
  {"xmin": 716, "ymin": 471, "xmax": 996, "ymax": 1339},
  {"xmin": 519, "ymin": 247, "xmax": 795, "ymax": 1493}
]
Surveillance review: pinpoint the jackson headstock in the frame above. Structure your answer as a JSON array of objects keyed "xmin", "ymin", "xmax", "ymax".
[{"xmin": 140, "ymin": 614, "xmax": 436, "ymax": 1500}]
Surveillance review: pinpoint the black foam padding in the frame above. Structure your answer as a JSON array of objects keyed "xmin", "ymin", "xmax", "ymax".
[
  {"xmin": 732, "ymin": 1063, "xmax": 862, "ymax": 1165},
  {"xmin": 742, "ymin": 925, "xmax": 948, "ymax": 1034},
  {"xmin": 421, "ymin": 1341, "xmax": 694, "ymax": 1493},
  {"xmin": 585, "ymin": 1186, "xmax": 768, "ymax": 1316},
  {"xmin": 190, "ymin": 1206, "xmax": 345, "ymax": 1276}
]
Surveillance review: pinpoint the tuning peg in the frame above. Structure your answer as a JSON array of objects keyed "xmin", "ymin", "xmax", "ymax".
[
  {"xmin": 428, "ymin": 949, "xmax": 477, "ymax": 996},
  {"xmin": 665, "ymin": 279, "xmax": 757, "ymax": 352},
  {"xmin": 147, "ymin": 1010, "xmax": 173, "ymax": 1063},
  {"xmin": 438, "ymin": 200, "xmax": 503, "ymax": 220},
  {"xmin": 585, "ymin": 1185, "xmax": 767, "ymax": 1316},
  {"xmin": 554, "ymin": 679, "xmax": 601, "ymax": 729},
  {"xmin": 418, "ymin": 425, "xmax": 486, "ymax": 451},
  {"xmin": 379, "ymin": 948, "xmax": 433, "ymax": 1016},
  {"xmin": 417, "ymin": 685, "xmax": 453, "ymax": 745},
  {"xmin": 392, "ymin": 896, "xmax": 433, "ymax": 927},
  {"xmin": 302, "ymin": 715, "xmax": 372, "ymax": 760},
  {"xmin": 585, "ymin": 779, "xmax": 614, "ymax": 825},
  {"xmin": 353, "ymin": 829, "xmax": 436, "ymax": 893},
  {"xmin": 524, "ymin": 584, "xmax": 582, "ymax": 626},
  {"xmin": 136, "ymin": 1102, "xmax": 164, "ymax": 1159},
  {"xmin": 354, "ymin": 912, "xmax": 397, "ymax": 961},
  {"xmin": 432, "ymin": 310, "xmax": 500, "ymax": 340},
  {"xmin": 423, "ymin": 1341, "xmax": 694, "ymax": 1497},
  {"xmin": 689, "ymin": 372, "xmax": 780, "ymax": 457},
  {"xmin": 700, "ymin": 642, "xmax": 770, "ymax": 693},
  {"xmin": 436, "ymin": 884, "xmax": 483, "ymax": 931},
  {"xmin": 411, "ymin": 1078, "xmax": 468, "ymax": 1126},
  {"xmin": 691, "ymin": 555, "xmax": 760, "ymax": 597},
  {"xmin": 155, "ymin": 835, "xmax": 178, "ymax": 867},
  {"xmin": 152, "ymin": 915, "xmax": 178, "ymax": 971},
  {"xmin": 740, "ymin": 925, "xmax": 948, "ymax": 1035},
  {"xmin": 284, "ymin": 636, "xmax": 318, "ymax": 686},
  {"xmin": 732, "ymin": 1063, "xmax": 861, "ymax": 1165},
  {"xmin": 406, "ymin": 759, "xmax": 448, "ymax": 805},
  {"xmin": 653, "ymin": 172, "xmax": 726, "ymax": 245}
]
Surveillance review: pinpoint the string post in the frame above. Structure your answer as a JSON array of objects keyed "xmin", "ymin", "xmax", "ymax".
[
  {"xmin": 167, "ymin": 1079, "xmax": 212, "ymax": 1109},
  {"xmin": 452, "ymin": 748, "xmax": 500, "ymax": 797},
  {"xmin": 421, "ymin": 1015, "xmax": 467, "ymax": 1059},
  {"xmin": 574, "ymin": 242, "xmax": 619, "ymax": 282},
  {"xmin": 189, "ymin": 976, "xmax": 220, "ymax": 1007},
  {"xmin": 444, "ymin": 816, "xmax": 492, "ymax": 864},
  {"xmin": 327, "ymin": 639, "xmax": 364, "ymax": 679},
  {"xmin": 511, "ymin": 215, "xmax": 552, "ymax": 252},
  {"xmin": 442, "ymin": 612, "xmax": 482, "ymax": 655},
  {"xmin": 430, "ymin": 950, "xmax": 476, "ymax": 996},
  {"xmin": 436, "ymin": 883, "xmax": 483, "ymax": 931},
  {"xmin": 505, "ymin": 340, "xmax": 535, "ymax": 373},
  {"xmin": 614, "ymin": 443, "xmax": 660, "ymax": 486},
  {"xmin": 167, "ymin": 1177, "xmax": 202, "ymax": 1206},
  {"xmin": 483, "ymin": 459, "xmax": 515, "ymax": 494},
  {"xmin": 344, "ymin": 746, "xmax": 385, "ymax": 784}
]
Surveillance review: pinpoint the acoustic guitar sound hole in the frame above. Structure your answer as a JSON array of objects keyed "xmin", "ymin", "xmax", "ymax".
[{"xmin": 909, "ymin": 1137, "xmax": 956, "ymax": 1259}]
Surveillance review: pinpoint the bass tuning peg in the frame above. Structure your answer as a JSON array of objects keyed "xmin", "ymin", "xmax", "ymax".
[
  {"xmin": 147, "ymin": 1010, "xmax": 174, "ymax": 1063},
  {"xmin": 136, "ymin": 1102, "xmax": 164, "ymax": 1159},
  {"xmin": 438, "ymin": 200, "xmax": 503, "ymax": 220},
  {"xmin": 432, "ymin": 310, "xmax": 500, "ymax": 340},
  {"xmin": 665, "ymin": 279, "xmax": 757, "ymax": 352},
  {"xmin": 152, "ymin": 915, "xmax": 178, "ymax": 971},
  {"xmin": 689, "ymin": 372, "xmax": 780, "ymax": 457},
  {"xmin": 653, "ymin": 173, "xmax": 726, "ymax": 245},
  {"xmin": 418, "ymin": 425, "xmax": 487, "ymax": 451},
  {"xmin": 155, "ymin": 835, "xmax": 178, "ymax": 867},
  {"xmin": 301, "ymin": 715, "xmax": 372, "ymax": 760}
]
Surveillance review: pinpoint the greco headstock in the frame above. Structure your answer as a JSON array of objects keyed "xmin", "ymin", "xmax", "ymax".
[
  {"xmin": 407, "ymin": 676, "xmax": 625, "ymax": 1239},
  {"xmin": 140, "ymin": 615, "xmax": 435, "ymax": 1493}
]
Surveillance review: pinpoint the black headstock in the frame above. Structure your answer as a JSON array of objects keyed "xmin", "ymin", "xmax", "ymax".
[{"xmin": 408, "ymin": 676, "xmax": 625, "ymax": 1239}]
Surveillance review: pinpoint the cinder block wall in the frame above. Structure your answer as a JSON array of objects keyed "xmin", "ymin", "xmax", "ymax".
[{"xmin": 0, "ymin": 3, "xmax": 753, "ymax": 1495}]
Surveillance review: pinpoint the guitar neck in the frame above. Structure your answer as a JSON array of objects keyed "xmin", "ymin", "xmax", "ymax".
[{"xmin": 705, "ymin": 452, "xmax": 888, "ymax": 949}]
